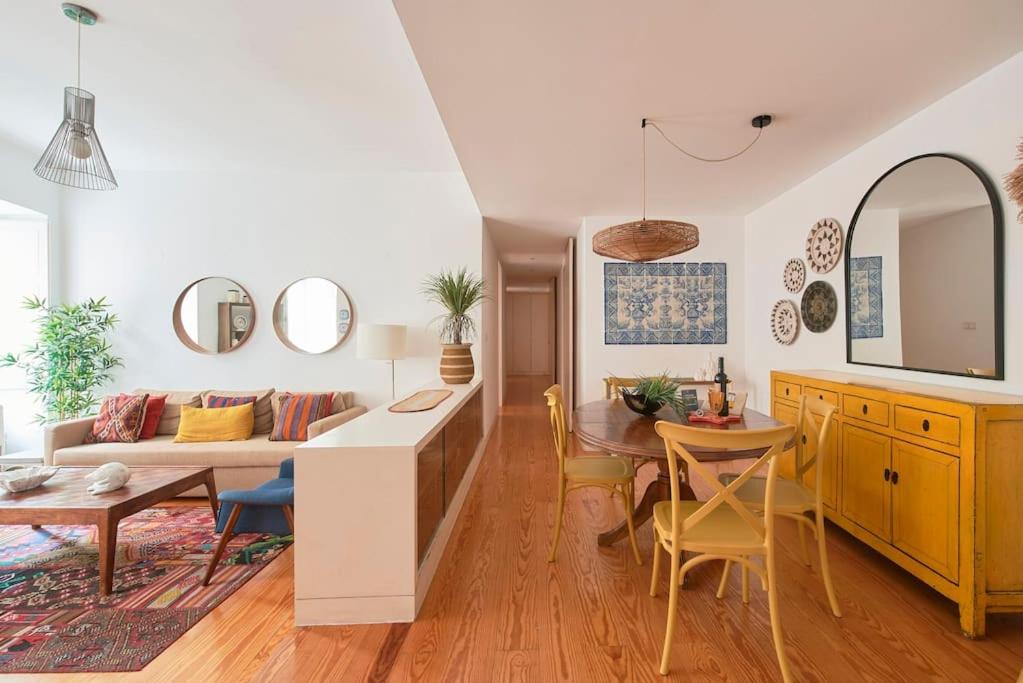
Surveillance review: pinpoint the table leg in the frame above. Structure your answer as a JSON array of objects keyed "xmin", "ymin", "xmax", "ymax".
[
  {"xmin": 204, "ymin": 470, "xmax": 219, "ymax": 520},
  {"xmin": 98, "ymin": 515, "xmax": 118, "ymax": 596},
  {"xmin": 598, "ymin": 460, "xmax": 696, "ymax": 547}
]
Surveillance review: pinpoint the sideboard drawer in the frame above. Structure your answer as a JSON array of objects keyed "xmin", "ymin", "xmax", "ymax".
[
  {"xmin": 894, "ymin": 405, "xmax": 960, "ymax": 448},
  {"xmin": 804, "ymin": 385, "xmax": 840, "ymax": 408},
  {"xmin": 774, "ymin": 379, "xmax": 801, "ymax": 402},
  {"xmin": 843, "ymin": 394, "xmax": 889, "ymax": 427}
]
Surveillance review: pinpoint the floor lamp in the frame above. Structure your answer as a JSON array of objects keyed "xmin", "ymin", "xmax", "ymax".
[{"xmin": 357, "ymin": 324, "xmax": 407, "ymax": 400}]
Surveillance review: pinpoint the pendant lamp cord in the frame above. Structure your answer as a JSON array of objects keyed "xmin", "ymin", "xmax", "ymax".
[
  {"xmin": 76, "ymin": 13, "xmax": 81, "ymax": 91},
  {"xmin": 641, "ymin": 120, "xmax": 647, "ymax": 220},
  {"xmin": 645, "ymin": 119, "xmax": 763, "ymax": 164}
]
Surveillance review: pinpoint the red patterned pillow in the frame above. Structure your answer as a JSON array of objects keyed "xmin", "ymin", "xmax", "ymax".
[
  {"xmin": 138, "ymin": 395, "xmax": 168, "ymax": 440},
  {"xmin": 270, "ymin": 393, "xmax": 331, "ymax": 441},
  {"xmin": 86, "ymin": 393, "xmax": 150, "ymax": 444}
]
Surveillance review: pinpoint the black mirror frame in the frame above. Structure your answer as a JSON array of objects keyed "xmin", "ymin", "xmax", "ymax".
[{"xmin": 844, "ymin": 152, "xmax": 1005, "ymax": 380}]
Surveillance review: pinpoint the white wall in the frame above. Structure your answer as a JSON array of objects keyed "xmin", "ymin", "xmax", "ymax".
[
  {"xmin": 481, "ymin": 220, "xmax": 500, "ymax": 435},
  {"xmin": 61, "ymin": 169, "xmax": 483, "ymax": 410},
  {"xmin": 576, "ymin": 215, "xmax": 747, "ymax": 405},
  {"xmin": 744, "ymin": 51, "xmax": 1023, "ymax": 407},
  {"xmin": 848, "ymin": 208, "xmax": 903, "ymax": 366}
]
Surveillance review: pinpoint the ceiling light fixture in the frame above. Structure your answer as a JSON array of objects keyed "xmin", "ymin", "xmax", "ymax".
[
  {"xmin": 34, "ymin": 3, "xmax": 117, "ymax": 190},
  {"xmin": 592, "ymin": 115, "xmax": 771, "ymax": 262}
]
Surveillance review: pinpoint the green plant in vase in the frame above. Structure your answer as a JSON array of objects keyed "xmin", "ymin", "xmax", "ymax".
[
  {"xmin": 619, "ymin": 373, "xmax": 686, "ymax": 416},
  {"xmin": 421, "ymin": 267, "xmax": 486, "ymax": 384},
  {"xmin": 0, "ymin": 296, "xmax": 123, "ymax": 423}
]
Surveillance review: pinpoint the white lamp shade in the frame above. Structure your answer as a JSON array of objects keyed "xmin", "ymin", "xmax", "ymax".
[{"xmin": 357, "ymin": 324, "xmax": 407, "ymax": 360}]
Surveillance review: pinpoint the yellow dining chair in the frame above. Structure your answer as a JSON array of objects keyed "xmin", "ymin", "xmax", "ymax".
[
  {"xmin": 544, "ymin": 384, "xmax": 642, "ymax": 565},
  {"xmin": 716, "ymin": 394, "xmax": 841, "ymax": 617},
  {"xmin": 650, "ymin": 420, "xmax": 796, "ymax": 680}
]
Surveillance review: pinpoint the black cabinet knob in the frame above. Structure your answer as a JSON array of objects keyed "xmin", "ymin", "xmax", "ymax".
[
  {"xmin": 801, "ymin": 434, "xmax": 807, "ymax": 445},
  {"xmin": 891, "ymin": 471, "xmax": 899, "ymax": 485},
  {"xmin": 862, "ymin": 404, "xmax": 868, "ymax": 415},
  {"xmin": 883, "ymin": 468, "xmax": 891, "ymax": 482},
  {"xmin": 922, "ymin": 419, "xmax": 930, "ymax": 432},
  {"xmin": 785, "ymin": 388, "xmax": 790, "ymax": 396}
]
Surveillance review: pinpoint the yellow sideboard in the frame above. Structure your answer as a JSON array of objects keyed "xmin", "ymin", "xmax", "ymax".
[{"xmin": 771, "ymin": 369, "xmax": 1023, "ymax": 637}]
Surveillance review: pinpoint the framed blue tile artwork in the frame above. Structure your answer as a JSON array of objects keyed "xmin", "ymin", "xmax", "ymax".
[
  {"xmin": 850, "ymin": 256, "xmax": 883, "ymax": 339},
  {"xmin": 604, "ymin": 262, "xmax": 727, "ymax": 345}
]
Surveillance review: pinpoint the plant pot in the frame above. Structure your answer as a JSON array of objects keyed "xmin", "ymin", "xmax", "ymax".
[
  {"xmin": 622, "ymin": 392, "xmax": 663, "ymax": 416},
  {"xmin": 440, "ymin": 343, "xmax": 474, "ymax": 384}
]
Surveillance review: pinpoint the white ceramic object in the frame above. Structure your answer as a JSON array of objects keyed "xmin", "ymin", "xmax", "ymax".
[
  {"xmin": 0, "ymin": 466, "xmax": 60, "ymax": 493},
  {"xmin": 86, "ymin": 462, "xmax": 131, "ymax": 495}
]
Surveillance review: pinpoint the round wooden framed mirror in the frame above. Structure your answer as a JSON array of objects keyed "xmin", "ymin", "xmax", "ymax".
[
  {"xmin": 173, "ymin": 277, "xmax": 255, "ymax": 354},
  {"xmin": 272, "ymin": 277, "xmax": 353, "ymax": 354}
]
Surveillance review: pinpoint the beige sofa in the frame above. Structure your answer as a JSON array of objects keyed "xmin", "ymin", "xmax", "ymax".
[{"xmin": 44, "ymin": 389, "xmax": 366, "ymax": 495}]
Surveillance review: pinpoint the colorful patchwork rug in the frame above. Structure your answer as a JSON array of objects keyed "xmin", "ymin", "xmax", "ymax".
[{"xmin": 0, "ymin": 506, "xmax": 291, "ymax": 673}]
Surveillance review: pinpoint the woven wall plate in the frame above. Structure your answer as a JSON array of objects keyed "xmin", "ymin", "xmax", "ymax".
[
  {"xmin": 806, "ymin": 218, "xmax": 844, "ymax": 274},
  {"xmin": 771, "ymin": 300, "xmax": 799, "ymax": 345},
  {"xmin": 783, "ymin": 258, "xmax": 806, "ymax": 293},
  {"xmin": 801, "ymin": 280, "xmax": 838, "ymax": 333}
]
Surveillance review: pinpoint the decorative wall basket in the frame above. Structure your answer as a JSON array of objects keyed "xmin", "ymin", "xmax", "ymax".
[
  {"xmin": 439, "ymin": 343, "xmax": 475, "ymax": 384},
  {"xmin": 592, "ymin": 220, "xmax": 699, "ymax": 262},
  {"xmin": 1005, "ymin": 139, "xmax": 1023, "ymax": 223},
  {"xmin": 801, "ymin": 281, "xmax": 838, "ymax": 333},
  {"xmin": 783, "ymin": 258, "xmax": 806, "ymax": 293},
  {"xmin": 806, "ymin": 218, "xmax": 844, "ymax": 274},
  {"xmin": 771, "ymin": 300, "xmax": 799, "ymax": 345}
]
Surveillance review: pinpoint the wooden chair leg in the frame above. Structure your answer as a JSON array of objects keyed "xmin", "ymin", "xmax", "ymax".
[
  {"xmin": 282, "ymin": 505, "xmax": 295, "ymax": 534},
  {"xmin": 659, "ymin": 548, "xmax": 681, "ymax": 675},
  {"xmin": 649, "ymin": 528, "xmax": 662, "ymax": 597},
  {"xmin": 202, "ymin": 503, "xmax": 242, "ymax": 587},
  {"xmin": 766, "ymin": 543, "xmax": 793, "ymax": 683},
  {"xmin": 623, "ymin": 481, "xmax": 643, "ymax": 565},
  {"xmin": 816, "ymin": 514, "xmax": 842, "ymax": 617},
  {"xmin": 548, "ymin": 479, "xmax": 566, "ymax": 563},
  {"xmin": 797, "ymin": 519, "xmax": 812, "ymax": 566},
  {"xmin": 716, "ymin": 559, "xmax": 732, "ymax": 599}
]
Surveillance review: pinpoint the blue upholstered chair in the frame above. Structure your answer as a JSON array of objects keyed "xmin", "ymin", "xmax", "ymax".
[{"xmin": 202, "ymin": 458, "xmax": 295, "ymax": 586}]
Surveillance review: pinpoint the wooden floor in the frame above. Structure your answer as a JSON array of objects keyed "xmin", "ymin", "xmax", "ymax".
[{"xmin": 23, "ymin": 374, "xmax": 1023, "ymax": 682}]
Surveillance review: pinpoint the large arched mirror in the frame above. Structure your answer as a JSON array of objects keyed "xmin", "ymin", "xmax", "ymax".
[
  {"xmin": 846, "ymin": 153, "xmax": 1003, "ymax": 379},
  {"xmin": 273, "ymin": 277, "xmax": 353, "ymax": 354},
  {"xmin": 173, "ymin": 277, "xmax": 255, "ymax": 354}
]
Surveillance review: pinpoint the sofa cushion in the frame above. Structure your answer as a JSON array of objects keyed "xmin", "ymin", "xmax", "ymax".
[
  {"xmin": 86, "ymin": 394, "xmax": 149, "ymax": 443},
  {"xmin": 53, "ymin": 435, "xmax": 296, "ymax": 469},
  {"xmin": 270, "ymin": 393, "xmax": 331, "ymax": 442},
  {"xmin": 202, "ymin": 389, "xmax": 275, "ymax": 434},
  {"xmin": 139, "ymin": 395, "xmax": 168, "ymax": 440},
  {"xmin": 272, "ymin": 390, "xmax": 348, "ymax": 420},
  {"xmin": 175, "ymin": 403, "xmax": 255, "ymax": 443},
  {"xmin": 135, "ymin": 390, "xmax": 202, "ymax": 436}
]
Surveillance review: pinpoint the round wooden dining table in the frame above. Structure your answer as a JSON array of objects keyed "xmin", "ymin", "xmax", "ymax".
[{"xmin": 573, "ymin": 399, "xmax": 789, "ymax": 547}]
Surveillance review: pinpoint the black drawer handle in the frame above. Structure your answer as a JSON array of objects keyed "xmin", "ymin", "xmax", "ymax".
[
  {"xmin": 819, "ymin": 394, "xmax": 824, "ymax": 400},
  {"xmin": 883, "ymin": 468, "xmax": 891, "ymax": 482},
  {"xmin": 861, "ymin": 404, "xmax": 868, "ymax": 415},
  {"xmin": 891, "ymin": 471, "xmax": 899, "ymax": 485},
  {"xmin": 922, "ymin": 419, "xmax": 930, "ymax": 432},
  {"xmin": 785, "ymin": 387, "xmax": 790, "ymax": 396},
  {"xmin": 801, "ymin": 434, "xmax": 807, "ymax": 445}
]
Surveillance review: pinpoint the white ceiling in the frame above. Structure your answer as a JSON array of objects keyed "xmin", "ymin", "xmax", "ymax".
[
  {"xmin": 0, "ymin": 1, "xmax": 461, "ymax": 174},
  {"xmin": 394, "ymin": 0, "xmax": 1023, "ymax": 253}
]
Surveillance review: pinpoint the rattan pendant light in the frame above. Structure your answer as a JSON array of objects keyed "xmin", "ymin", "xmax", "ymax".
[
  {"xmin": 34, "ymin": 4, "xmax": 117, "ymax": 191},
  {"xmin": 593, "ymin": 115, "xmax": 771, "ymax": 262}
]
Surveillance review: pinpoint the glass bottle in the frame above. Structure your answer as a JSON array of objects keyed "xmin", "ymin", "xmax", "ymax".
[{"xmin": 714, "ymin": 356, "xmax": 729, "ymax": 417}]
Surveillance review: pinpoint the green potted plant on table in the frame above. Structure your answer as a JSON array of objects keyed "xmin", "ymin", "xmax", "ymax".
[
  {"xmin": 422, "ymin": 268, "xmax": 486, "ymax": 384},
  {"xmin": 0, "ymin": 297, "xmax": 123, "ymax": 423},
  {"xmin": 618, "ymin": 373, "xmax": 686, "ymax": 417}
]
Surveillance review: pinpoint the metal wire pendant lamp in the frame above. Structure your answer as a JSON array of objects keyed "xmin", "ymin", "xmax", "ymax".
[
  {"xmin": 592, "ymin": 115, "xmax": 771, "ymax": 262},
  {"xmin": 34, "ymin": 4, "xmax": 117, "ymax": 191}
]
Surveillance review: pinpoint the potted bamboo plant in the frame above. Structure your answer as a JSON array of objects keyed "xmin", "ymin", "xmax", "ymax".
[{"xmin": 422, "ymin": 268, "xmax": 486, "ymax": 384}]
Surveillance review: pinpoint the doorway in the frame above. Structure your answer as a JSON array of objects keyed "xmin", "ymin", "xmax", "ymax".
[{"xmin": 504, "ymin": 281, "xmax": 556, "ymax": 391}]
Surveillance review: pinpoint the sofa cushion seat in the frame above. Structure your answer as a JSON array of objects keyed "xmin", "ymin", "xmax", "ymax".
[{"xmin": 52, "ymin": 435, "xmax": 297, "ymax": 469}]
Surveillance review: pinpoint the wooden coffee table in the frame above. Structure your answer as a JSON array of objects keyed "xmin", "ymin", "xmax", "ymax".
[{"xmin": 0, "ymin": 466, "xmax": 218, "ymax": 595}]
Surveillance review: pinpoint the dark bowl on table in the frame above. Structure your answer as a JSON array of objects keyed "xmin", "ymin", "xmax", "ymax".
[{"xmin": 622, "ymin": 392, "xmax": 663, "ymax": 416}]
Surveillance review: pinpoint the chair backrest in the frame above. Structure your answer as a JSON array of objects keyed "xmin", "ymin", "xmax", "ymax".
[
  {"xmin": 544, "ymin": 384, "xmax": 568, "ymax": 471},
  {"xmin": 793, "ymin": 395, "xmax": 837, "ymax": 512},
  {"xmin": 654, "ymin": 421, "xmax": 795, "ymax": 547}
]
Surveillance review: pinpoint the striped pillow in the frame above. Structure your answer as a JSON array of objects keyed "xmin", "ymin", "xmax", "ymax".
[
  {"xmin": 205, "ymin": 395, "xmax": 257, "ymax": 409},
  {"xmin": 270, "ymin": 393, "xmax": 331, "ymax": 442}
]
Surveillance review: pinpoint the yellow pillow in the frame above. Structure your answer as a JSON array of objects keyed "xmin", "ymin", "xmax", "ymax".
[{"xmin": 174, "ymin": 403, "xmax": 254, "ymax": 443}]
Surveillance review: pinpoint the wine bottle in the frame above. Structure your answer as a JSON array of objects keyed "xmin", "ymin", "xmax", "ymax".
[{"xmin": 714, "ymin": 356, "xmax": 729, "ymax": 417}]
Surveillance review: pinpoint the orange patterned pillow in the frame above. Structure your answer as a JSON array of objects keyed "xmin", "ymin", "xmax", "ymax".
[
  {"xmin": 86, "ymin": 393, "xmax": 150, "ymax": 443},
  {"xmin": 270, "ymin": 393, "xmax": 331, "ymax": 441}
]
